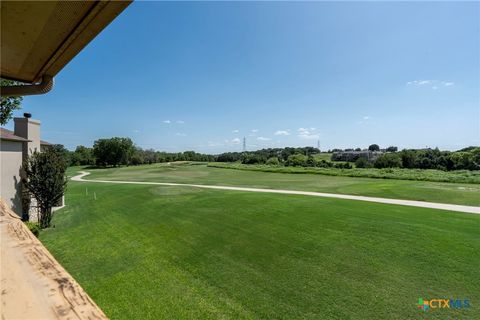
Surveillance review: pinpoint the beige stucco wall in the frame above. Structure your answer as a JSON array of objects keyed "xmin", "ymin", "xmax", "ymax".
[
  {"xmin": 0, "ymin": 140, "xmax": 23, "ymax": 216},
  {"xmin": 14, "ymin": 117, "xmax": 41, "ymax": 159}
]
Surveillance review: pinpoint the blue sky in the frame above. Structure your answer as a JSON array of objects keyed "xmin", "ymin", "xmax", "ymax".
[{"xmin": 6, "ymin": 1, "xmax": 479, "ymax": 153}]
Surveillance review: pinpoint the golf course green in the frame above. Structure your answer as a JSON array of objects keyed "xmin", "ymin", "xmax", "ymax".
[{"xmin": 40, "ymin": 164, "xmax": 480, "ymax": 319}]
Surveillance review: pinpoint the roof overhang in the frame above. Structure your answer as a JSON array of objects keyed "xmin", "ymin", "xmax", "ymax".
[{"xmin": 0, "ymin": 1, "xmax": 131, "ymax": 84}]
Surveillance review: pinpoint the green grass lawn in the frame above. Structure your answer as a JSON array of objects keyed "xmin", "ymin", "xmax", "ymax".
[
  {"xmin": 78, "ymin": 163, "xmax": 480, "ymax": 206},
  {"xmin": 41, "ymin": 180, "xmax": 480, "ymax": 319}
]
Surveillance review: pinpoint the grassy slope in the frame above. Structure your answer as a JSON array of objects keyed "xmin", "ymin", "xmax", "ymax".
[
  {"xmin": 41, "ymin": 181, "xmax": 480, "ymax": 319},
  {"xmin": 80, "ymin": 163, "xmax": 480, "ymax": 206}
]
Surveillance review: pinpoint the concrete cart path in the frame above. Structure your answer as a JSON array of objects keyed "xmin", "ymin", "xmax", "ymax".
[{"xmin": 72, "ymin": 171, "xmax": 480, "ymax": 214}]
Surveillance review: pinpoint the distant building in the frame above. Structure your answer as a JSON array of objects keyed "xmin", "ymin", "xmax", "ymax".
[
  {"xmin": 0, "ymin": 115, "xmax": 59, "ymax": 218},
  {"xmin": 331, "ymin": 150, "xmax": 383, "ymax": 162}
]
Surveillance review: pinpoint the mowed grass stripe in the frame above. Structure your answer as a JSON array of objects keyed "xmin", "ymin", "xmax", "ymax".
[
  {"xmin": 41, "ymin": 181, "xmax": 480, "ymax": 319},
  {"xmin": 80, "ymin": 163, "xmax": 480, "ymax": 206}
]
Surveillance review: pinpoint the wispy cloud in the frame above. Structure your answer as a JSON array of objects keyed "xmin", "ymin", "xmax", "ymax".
[
  {"xmin": 176, "ymin": 120, "xmax": 185, "ymax": 124},
  {"xmin": 357, "ymin": 116, "xmax": 372, "ymax": 125},
  {"xmin": 297, "ymin": 127, "xmax": 319, "ymax": 140},
  {"xmin": 257, "ymin": 136, "xmax": 271, "ymax": 141},
  {"xmin": 175, "ymin": 132, "xmax": 187, "ymax": 137},
  {"xmin": 163, "ymin": 120, "xmax": 171, "ymax": 124},
  {"xmin": 133, "ymin": 129, "xmax": 141, "ymax": 133},
  {"xmin": 407, "ymin": 80, "xmax": 455, "ymax": 89},
  {"xmin": 221, "ymin": 138, "xmax": 242, "ymax": 146},
  {"xmin": 232, "ymin": 129, "xmax": 239, "ymax": 133},
  {"xmin": 251, "ymin": 129, "xmax": 259, "ymax": 133},
  {"xmin": 275, "ymin": 130, "xmax": 290, "ymax": 136}
]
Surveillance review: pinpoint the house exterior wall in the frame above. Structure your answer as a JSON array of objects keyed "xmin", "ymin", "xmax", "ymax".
[
  {"xmin": 14, "ymin": 117, "xmax": 41, "ymax": 159},
  {"xmin": 0, "ymin": 140, "xmax": 24, "ymax": 215}
]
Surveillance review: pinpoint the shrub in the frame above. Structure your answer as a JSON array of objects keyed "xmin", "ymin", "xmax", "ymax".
[
  {"xmin": 266, "ymin": 157, "xmax": 280, "ymax": 166},
  {"xmin": 374, "ymin": 153, "xmax": 403, "ymax": 168},
  {"xmin": 24, "ymin": 221, "xmax": 40, "ymax": 237},
  {"xmin": 334, "ymin": 162, "xmax": 353, "ymax": 169},
  {"xmin": 23, "ymin": 149, "xmax": 68, "ymax": 229},
  {"xmin": 355, "ymin": 157, "xmax": 370, "ymax": 168},
  {"xmin": 285, "ymin": 154, "xmax": 308, "ymax": 167}
]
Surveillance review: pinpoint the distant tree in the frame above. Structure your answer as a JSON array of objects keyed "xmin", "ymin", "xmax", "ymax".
[
  {"xmin": 285, "ymin": 154, "xmax": 308, "ymax": 167},
  {"xmin": 0, "ymin": 78, "xmax": 23, "ymax": 125},
  {"xmin": 51, "ymin": 144, "xmax": 71, "ymax": 166},
  {"xmin": 266, "ymin": 157, "xmax": 280, "ymax": 166},
  {"xmin": 23, "ymin": 148, "xmax": 68, "ymax": 228},
  {"xmin": 386, "ymin": 146, "xmax": 398, "ymax": 152},
  {"xmin": 368, "ymin": 144, "xmax": 380, "ymax": 151},
  {"xmin": 355, "ymin": 157, "xmax": 369, "ymax": 168},
  {"xmin": 306, "ymin": 156, "xmax": 316, "ymax": 167},
  {"xmin": 355, "ymin": 148, "xmax": 362, "ymax": 151},
  {"xmin": 374, "ymin": 153, "xmax": 402, "ymax": 168},
  {"xmin": 241, "ymin": 153, "xmax": 266, "ymax": 164},
  {"xmin": 399, "ymin": 150, "xmax": 416, "ymax": 168},
  {"xmin": 93, "ymin": 137, "xmax": 134, "ymax": 167},
  {"xmin": 71, "ymin": 145, "xmax": 95, "ymax": 166}
]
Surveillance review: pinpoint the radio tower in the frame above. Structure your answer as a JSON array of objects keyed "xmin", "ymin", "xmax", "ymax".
[{"xmin": 243, "ymin": 137, "xmax": 246, "ymax": 152}]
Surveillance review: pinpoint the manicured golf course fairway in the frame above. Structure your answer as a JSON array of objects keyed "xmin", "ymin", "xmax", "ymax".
[
  {"xmin": 41, "ymin": 164, "xmax": 480, "ymax": 319},
  {"xmin": 82, "ymin": 163, "xmax": 480, "ymax": 206}
]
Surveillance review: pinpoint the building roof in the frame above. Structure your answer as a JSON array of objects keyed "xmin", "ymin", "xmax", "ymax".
[
  {"xmin": 0, "ymin": 128, "xmax": 30, "ymax": 142},
  {"xmin": 40, "ymin": 140, "xmax": 53, "ymax": 146},
  {"xmin": 0, "ymin": 127, "xmax": 53, "ymax": 145},
  {"xmin": 0, "ymin": 1, "xmax": 131, "ymax": 83}
]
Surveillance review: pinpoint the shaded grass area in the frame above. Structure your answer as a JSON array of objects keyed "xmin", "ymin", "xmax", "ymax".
[
  {"xmin": 41, "ymin": 181, "xmax": 479, "ymax": 319},
  {"xmin": 77, "ymin": 163, "xmax": 480, "ymax": 206},
  {"xmin": 208, "ymin": 162, "xmax": 480, "ymax": 184}
]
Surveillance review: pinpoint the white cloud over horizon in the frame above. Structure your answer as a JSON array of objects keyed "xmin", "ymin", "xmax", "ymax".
[
  {"xmin": 257, "ymin": 136, "xmax": 271, "ymax": 141},
  {"xmin": 275, "ymin": 130, "xmax": 290, "ymax": 136},
  {"xmin": 297, "ymin": 127, "xmax": 319, "ymax": 140}
]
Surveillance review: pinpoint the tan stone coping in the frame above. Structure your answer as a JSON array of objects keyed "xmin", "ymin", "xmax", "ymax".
[{"xmin": 0, "ymin": 199, "xmax": 108, "ymax": 319}]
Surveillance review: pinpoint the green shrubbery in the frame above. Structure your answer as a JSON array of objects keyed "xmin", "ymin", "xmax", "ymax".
[
  {"xmin": 208, "ymin": 163, "xmax": 480, "ymax": 184},
  {"xmin": 24, "ymin": 221, "xmax": 40, "ymax": 237}
]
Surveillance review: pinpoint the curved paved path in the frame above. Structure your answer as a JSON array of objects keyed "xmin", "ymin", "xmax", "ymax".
[{"xmin": 72, "ymin": 171, "xmax": 480, "ymax": 214}]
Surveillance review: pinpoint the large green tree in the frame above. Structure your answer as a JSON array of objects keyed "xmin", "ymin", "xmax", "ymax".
[
  {"xmin": 0, "ymin": 78, "xmax": 23, "ymax": 125},
  {"xmin": 23, "ymin": 148, "xmax": 68, "ymax": 228},
  {"xmin": 93, "ymin": 137, "xmax": 134, "ymax": 167}
]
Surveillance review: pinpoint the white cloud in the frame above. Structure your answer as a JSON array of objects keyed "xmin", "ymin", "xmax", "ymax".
[
  {"xmin": 274, "ymin": 130, "xmax": 290, "ymax": 136},
  {"xmin": 132, "ymin": 129, "xmax": 140, "ymax": 133},
  {"xmin": 257, "ymin": 136, "xmax": 271, "ymax": 141},
  {"xmin": 163, "ymin": 120, "xmax": 171, "ymax": 124},
  {"xmin": 175, "ymin": 133, "xmax": 187, "ymax": 137},
  {"xmin": 297, "ymin": 127, "xmax": 319, "ymax": 140},
  {"xmin": 176, "ymin": 120, "xmax": 185, "ymax": 124},
  {"xmin": 407, "ymin": 80, "xmax": 455, "ymax": 89},
  {"xmin": 232, "ymin": 129, "xmax": 239, "ymax": 133},
  {"xmin": 231, "ymin": 137, "xmax": 241, "ymax": 144},
  {"xmin": 251, "ymin": 129, "xmax": 259, "ymax": 133},
  {"xmin": 363, "ymin": 116, "xmax": 371, "ymax": 120}
]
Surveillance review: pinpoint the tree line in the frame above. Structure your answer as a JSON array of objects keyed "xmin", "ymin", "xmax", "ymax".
[
  {"xmin": 54, "ymin": 137, "xmax": 479, "ymax": 171},
  {"xmin": 61, "ymin": 137, "xmax": 216, "ymax": 167}
]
